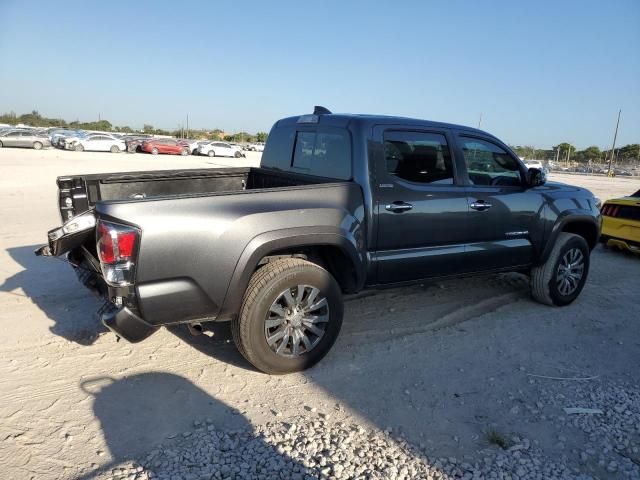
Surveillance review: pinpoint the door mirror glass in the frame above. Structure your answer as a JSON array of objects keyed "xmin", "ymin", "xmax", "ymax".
[{"xmin": 527, "ymin": 167, "xmax": 546, "ymax": 187}]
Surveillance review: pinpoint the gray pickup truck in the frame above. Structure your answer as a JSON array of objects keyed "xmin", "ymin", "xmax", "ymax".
[{"xmin": 38, "ymin": 107, "xmax": 601, "ymax": 373}]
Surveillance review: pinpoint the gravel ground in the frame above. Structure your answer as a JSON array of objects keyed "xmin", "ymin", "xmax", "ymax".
[
  {"xmin": 0, "ymin": 148, "xmax": 638, "ymax": 480},
  {"xmin": 95, "ymin": 377, "xmax": 639, "ymax": 480}
]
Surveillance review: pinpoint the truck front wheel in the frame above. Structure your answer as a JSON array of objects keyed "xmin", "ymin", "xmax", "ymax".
[
  {"xmin": 232, "ymin": 258, "xmax": 343, "ymax": 374},
  {"xmin": 530, "ymin": 232, "xmax": 590, "ymax": 306}
]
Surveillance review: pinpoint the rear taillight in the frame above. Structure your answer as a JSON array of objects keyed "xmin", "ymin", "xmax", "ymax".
[
  {"xmin": 97, "ymin": 220, "xmax": 140, "ymax": 286},
  {"xmin": 601, "ymin": 204, "xmax": 617, "ymax": 217}
]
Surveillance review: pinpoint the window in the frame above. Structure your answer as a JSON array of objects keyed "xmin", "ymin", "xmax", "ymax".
[
  {"xmin": 383, "ymin": 131, "xmax": 453, "ymax": 184},
  {"xmin": 460, "ymin": 137, "xmax": 522, "ymax": 187},
  {"xmin": 291, "ymin": 130, "xmax": 351, "ymax": 179}
]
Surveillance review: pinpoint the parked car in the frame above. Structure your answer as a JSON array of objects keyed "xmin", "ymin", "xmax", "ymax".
[
  {"xmin": 0, "ymin": 129, "xmax": 51, "ymax": 149},
  {"xmin": 67, "ymin": 133, "xmax": 126, "ymax": 153},
  {"xmin": 523, "ymin": 160, "xmax": 548, "ymax": 173},
  {"xmin": 37, "ymin": 107, "xmax": 601, "ymax": 374},
  {"xmin": 125, "ymin": 136, "xmax": 152, "ymax": 153},
  {"xmin": 142, "ymin": 138, "xmax": 190, "ymax": 155},
  {"xmin": 177, "ymin": 139, "xmax": 200, "ymax": 155},
  {"xmin": 197, "ymin": 141, "xmax": 244, "ymax": 158},
  {"xmin": 600, "ymin": 189, "xmax": 640, "ymax": 253},
  {"xmin": 614, "ymin": 168, "xmax": 633, "ymax": 177},
  {"xmin": 248, "ymin": 143, "xmax": 265, "ymax": 152},
  {"xmin": 51, "ymin": 129, "xmax": 83, "ymax": 148}
]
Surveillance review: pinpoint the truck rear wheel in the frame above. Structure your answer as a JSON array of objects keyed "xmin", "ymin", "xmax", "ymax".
[
  {"xmin": 530, "ymin": 232, "xmax": 590, "ymax": 306},
  {"xmin": 232, "ymin": 258, "xmax": 343, "ymax": 374}
]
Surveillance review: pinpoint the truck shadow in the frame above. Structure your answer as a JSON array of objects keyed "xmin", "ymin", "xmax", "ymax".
[
  {"xmin": 1, "ymin": 245, "xmax": 106, "ymax": 345},
  {"xmin": 167, "ymin": 322, "xmax": 257, "ymax": 371},
  {"xmin": 74, "ymin": 372, "xmax": 309, "ymax": 480},
  {"xmin": 169, "ymin": 273, "xmax": 531, "ymax": 374}
]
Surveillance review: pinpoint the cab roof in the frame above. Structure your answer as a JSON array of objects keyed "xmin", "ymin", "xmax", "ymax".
[{"xmin": 275, "ymin": 110, "xmax": 494, "ymax": 139}]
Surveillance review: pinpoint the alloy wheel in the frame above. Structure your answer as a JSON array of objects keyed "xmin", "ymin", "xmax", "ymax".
[
  {"xmin": 264, "ymin": 285, "xmax": 330, "ymax": 358},
  {"xmin": 556, "ymin": 247, "xmax": 585, "ymax": 296}
]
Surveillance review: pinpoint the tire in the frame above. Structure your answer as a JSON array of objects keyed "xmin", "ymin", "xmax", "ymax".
[
  {"xmin": 530, "ymin": 232, "xmax": 590, "ymax": 306},
  {"xmin": 0, "ymin": 141, "xmax": 3, "ymax": 147},
  {"xmin": 181, "ymin": 148, "xmax": 189, "ymax": 156},
  {"xmin": 151, "ymin": 147, "xmax": 159, "ymax": 155},
  {"xmin": 234, "ymin": 151, "xmax": 241, "ymax": 158},
  {"xmin": 110, "ymin": 145, "xmax": 120, "ymax": 153},
  {"xmin": 33, "ymin": 141, "xmax": 43, "ymax": 150},
  {"xmin": 232, "ymin": 258, "xmax": 343, "ymax": 374},
  {"xmin": 74, "ymin": 144, "xmax": 84, "ymax": 152},
  {"xmin": 208, "ymin": 150, "xmax": 215, "ymax": 157}
]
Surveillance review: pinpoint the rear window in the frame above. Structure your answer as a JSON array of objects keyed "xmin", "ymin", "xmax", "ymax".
[{"xmin": 261, "ymin": 125, "xmax": 351, "ymax": 180}]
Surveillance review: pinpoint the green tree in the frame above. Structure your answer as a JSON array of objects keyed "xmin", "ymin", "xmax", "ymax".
[
  {"xmin": 554, "ymin": 143, "xmax": 575, "ymax": 162},
  {"xmin": 578, "ymin": 146, "xmax": 601, "ymax": 163},
  {"xmin": 255, "ymin": 132, "xmax": 268, "ymax": 143},
  {"xmin": 618, "ymin": 144, "xmax": 640, "ymax": 161}
]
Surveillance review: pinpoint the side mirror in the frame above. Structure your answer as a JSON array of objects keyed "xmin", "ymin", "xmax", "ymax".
[{"xmin": 527, "ymin": 167, "xmax": 546, "ymax": 187}]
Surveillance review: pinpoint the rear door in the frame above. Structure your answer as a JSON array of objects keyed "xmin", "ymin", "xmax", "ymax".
[
  {"xmin": 16, "ymin": 131, "xmax": 32, "ymax": 147},
  {"xmin": 454, "ymin": 134, "xmax": 542, "ymax": 270},
  {"xmin": 374, "ymin": 127, "xmax": 470, "ymax": 283},
  {"xmin": 90, "ymin": 135, "xmax": 109, "ymax": 151},
  {"xmin": 218, "ymin": 142, "xmax": 233, "ymax": 156},
  {"xmin": 162, "ymin": 139, "xmax": 176, "ymax": 153}
]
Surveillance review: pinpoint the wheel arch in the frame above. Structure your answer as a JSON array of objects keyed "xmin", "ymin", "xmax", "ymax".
[
  {"xmin": 539, "ymin": 212, "xmax": 600, "ymax": 264},
  {"xmin": 218, "ymin": 228, "xmax": 365, "ymax": 319}
]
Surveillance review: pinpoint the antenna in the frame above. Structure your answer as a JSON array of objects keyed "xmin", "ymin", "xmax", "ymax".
[{"xmin": 313, "ymin": 106, "xmax": 332, "ymax": 115}]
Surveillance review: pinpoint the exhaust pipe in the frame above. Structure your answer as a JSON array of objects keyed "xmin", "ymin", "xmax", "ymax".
[{"xmin": 188, "ymin": 323, "xmax": 203, "ymax": 336}]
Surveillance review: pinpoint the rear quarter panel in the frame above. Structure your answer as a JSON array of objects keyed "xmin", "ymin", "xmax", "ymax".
[{"xmin": 95, "ymin": 182, "xmax": 365, "ymax": 325}]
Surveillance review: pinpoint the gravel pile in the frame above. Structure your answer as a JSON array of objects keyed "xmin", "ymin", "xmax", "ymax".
[
  {"xmin": 97, "ymin": 380, "xmax": 640, "ymax": 480},
  {"xmin": 539, "ymin": 379, "xmax": 640, "ymax": 479},
  {"xmin": 104, "ymin": 418, "xmax": 599, "ymax": 480}
]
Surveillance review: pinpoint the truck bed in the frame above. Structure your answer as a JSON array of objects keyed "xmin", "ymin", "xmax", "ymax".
[{"xmin": 57, "ymin": 166, "xmax": 337, "ymax": 220}]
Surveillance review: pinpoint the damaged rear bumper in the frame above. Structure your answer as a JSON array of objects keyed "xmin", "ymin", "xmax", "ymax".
[{"xmin": 102, "ymin": 305, "xmax": 159, "ymax": 343}]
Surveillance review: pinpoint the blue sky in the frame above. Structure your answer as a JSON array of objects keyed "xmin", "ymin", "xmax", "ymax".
[{"xmin": 0, "ymin": 0, "xmax": 638, "ymax": 148}]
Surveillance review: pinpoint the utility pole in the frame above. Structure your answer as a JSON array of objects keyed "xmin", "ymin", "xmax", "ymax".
[
  {"xmin": 186, "ymin": 114, "xmax": 189, "ymax": 139},
  {"xmin": 478, "ymin": 113, "xmax": 483, "ymax": 129},
  {"xmin": 607, "ymin": 109, "xmax": 621, "ymax": 177}
]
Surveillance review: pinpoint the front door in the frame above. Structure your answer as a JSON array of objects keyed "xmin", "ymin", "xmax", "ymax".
[
  {"xmin": 454, "ymin": 134, "xmax": 542, "ymax": 271},
  {"xmin": 2, "ymin": 131, "xmax": 21, "ymax": 147},
  {"xmin": 374, "ymin": 128, "xmax": 470, "ymax": 284}
]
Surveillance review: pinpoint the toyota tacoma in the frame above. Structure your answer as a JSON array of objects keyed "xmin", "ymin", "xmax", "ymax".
[{"xmin": 37, "ymin": 107, "xmax": 601, "ymax": 373}]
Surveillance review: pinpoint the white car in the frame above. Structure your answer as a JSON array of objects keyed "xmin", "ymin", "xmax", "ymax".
[
  {"xmin": 198, "ymin": 141, "xmax": 244, "ymax": 158},
  {"xmin": 248, "ymin": 143, "xmax": 265, "ymax": 152},
  {"xmin": 178, "ymin": 139, "xmax": 200, "ymax": 155},
  {"xmin": 68, "ymin": 133, "xmax": 127, "ymax": 153},
  {"xmin": 524, "ymin": 160, "xmax": 545, "ymax": 170}
]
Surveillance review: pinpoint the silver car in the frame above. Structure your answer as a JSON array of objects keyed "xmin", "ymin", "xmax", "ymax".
[{"xmin": 0, "ymin": 129, "xmax": 51, "ymax": 150}]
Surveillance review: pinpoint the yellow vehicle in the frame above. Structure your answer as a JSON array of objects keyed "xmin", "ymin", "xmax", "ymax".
[{"xmin": 600, "ymin": 189, "xmax": 640, "ymax": 253}]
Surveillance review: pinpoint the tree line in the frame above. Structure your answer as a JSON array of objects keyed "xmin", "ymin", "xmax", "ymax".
[
  {"xmin": 510, "ymin": 143, "xmax": 640, "ymax": 165},
  {"xmin": 0, "ymin": 110, "xmax": 268, "ymax": 143},
  {"xmin": 2, "ymin": 110, "xmax": 636, "ymax": 159}
]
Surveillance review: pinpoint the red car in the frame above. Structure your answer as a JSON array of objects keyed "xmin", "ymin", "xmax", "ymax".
[{"xmin": 142, "ymin": 138, "xmax": 190, "ymax": 155}]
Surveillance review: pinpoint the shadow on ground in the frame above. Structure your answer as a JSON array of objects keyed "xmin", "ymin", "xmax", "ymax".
[
  {"xmin": 1, "ymin": 245, "xmax": 105, "ymax": 345},
  {"xmin": 74, "ymin": 372, "xmax": 307, "ymax": 480},
  {"xmin": 167, "ymin": 322, "xmax": 256, "ymax": 371}
]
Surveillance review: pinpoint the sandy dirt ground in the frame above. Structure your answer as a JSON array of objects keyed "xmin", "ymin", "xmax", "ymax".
[{"xmin": 0, "ymin": 148, "xmax": 638, "ymax": 479}]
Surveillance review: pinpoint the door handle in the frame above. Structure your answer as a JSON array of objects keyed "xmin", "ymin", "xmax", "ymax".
[
  {"xmin": 385, "ymin": 202, "xmax": 413, "ymax": 213},
  {"xmin": 470, "ymin": 201, "xmax": 492, "ymax": 211}
]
